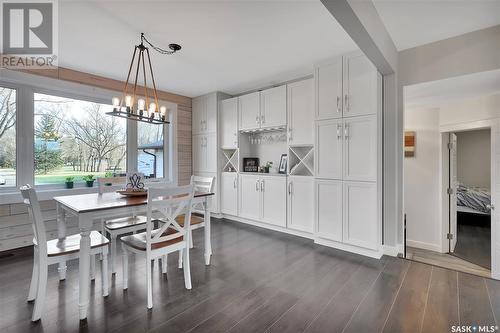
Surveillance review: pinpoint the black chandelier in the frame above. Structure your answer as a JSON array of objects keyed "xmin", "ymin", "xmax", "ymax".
[{"xmin": 106, "ymin": 33, "xmax": 181, "ymax": 125}]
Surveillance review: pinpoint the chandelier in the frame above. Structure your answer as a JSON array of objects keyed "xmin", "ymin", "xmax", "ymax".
[{"xmin": 107, "ymin": 33, "xmax": 181, "ymax": 125}]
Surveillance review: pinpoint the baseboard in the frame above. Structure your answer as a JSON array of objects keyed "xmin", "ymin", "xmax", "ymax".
[
  {"xmin": 406, "ymin": 239, "xmax": 442, "ymax": 253},
  {"xmin": 383, "ymin": 244, "xmax": 401, "ymax": 257},
  {"xmin": 314, "ymin": 237, "xmax": 383, "ymax": 259}
]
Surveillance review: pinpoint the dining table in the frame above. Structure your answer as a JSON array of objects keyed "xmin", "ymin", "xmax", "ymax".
[{"xmin": 53, "ymin": 190, "xmax": 214, "ymax": 320}]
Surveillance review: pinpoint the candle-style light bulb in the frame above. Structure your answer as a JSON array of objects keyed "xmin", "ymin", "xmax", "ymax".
[
  {"xmin": 160, "ymin": 106, "xmax": 167, "ymax": 121},
  {"xmin": 112, "ymin": 97, "xmax": 120, "ymax": 107},
  {"xmin": 138, "ymin": 99, "xmax": 145, "ymax": 110},
  {"xmin": 149, "ymin": 102, "xmax": 156, "ymax": 113},
  {"xmin": 125, "ymin": 95, "xmax": 132, "ymax": 107}
]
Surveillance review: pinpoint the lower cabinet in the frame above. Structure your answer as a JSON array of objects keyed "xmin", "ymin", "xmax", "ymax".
[
  {"xmin": 221, "ymin": 172, "xmax": 238, "ymax": 216},
  {"xmin": 287, "ymin": 176, "xmax": 314, "ymax": 233},
  {"xmin": 315, "ymin": 179, "xmax": 343, "ymax": 241},
  {"xmin": 239, "ymin": 174, "xmax": 261, "ymax": 220}
]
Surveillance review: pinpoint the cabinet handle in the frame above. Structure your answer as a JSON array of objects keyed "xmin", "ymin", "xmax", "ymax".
[
  {"xmin": 255, "ymin": 180, "xmax": 259, "ymax": 191},
  {"xmin": 336, "ymin": 96, "xmax": 341, "ymax": 113},
  {"xmin": 288, "ymin": 182, "xmax": 293, "ymax": 195},
  {"xmin": 288, "ymin": 128, "xmax": 293, "ymax": 141},
  {"xmin": 233, "ymin": 178, "xmax": 237, "ymax": 189},
  {"xmin": 261, "ymin": 115, "xmax": 265, "ymax": 124},
  {"xmin": 344, "ymin": 124, "xmax": 349, "ymax": 140},
  {"xmin": 344, "ymin": 94, "xmax": 349, "ymax": 112},
  {"xmin": 336, "ymin": 124, "xmax": 342, "ymax": 139},
  {"xmin": 261, "ymin": 179, "xmax": 264, "ymax": 192},
  {"xmin": 256, "ymin": 115, "xmax": 260, "ymax": 125}
]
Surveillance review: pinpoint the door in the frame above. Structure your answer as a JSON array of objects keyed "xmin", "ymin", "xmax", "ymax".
[
  {"xmin": 343, "ymin": 115, "xmax": 377, "ymax": 182},
  {"xmin": 449, "ymin": 133, "xmax": 458, "ymax": 252},
  {"xmin": 205, "ymin": 93, "xmax": 217, "ymax": 133},
  {"xmin": 260, "ymin": 85, "xmax": 287, "ymax": 128},
  {"xmin": 239, "ymin": 92, "xmax": 260, "ymax": 131},
  {"xmin": 343, "ymin": 53, "xmax": 378, "ymax": 118},
  {"xmin": 287, "ymin": 176, "xmax": 314, "ymax": 233},
  {"xmin": 239, "ymin": 174, "xmax": 261, "ymax": 220},
  {"xmin": 288, "ymin": 79, "xmax": 314, "ymax": 145},
  {"xmin": 221, "ymin": 172, "xmax": 238, "ymax": 216},
  {"xmin": 343, "ymin": 181, "xmax": 378, "ymax": 250},
  {"xmin": 261, "ymin": 176, "xmax": 287, "ymax": 227},
  {"xmin": 205, "ymin": 133, "xmax": 217, "ymax": 173},
  {"xmin": 315, "ymin": 179, "xmax": 343, "ymax": 241},
  {"xmin": 491, "ymin": 122, "xmax": 499, "ymax": 279},
  {"xmin": 315, "ymin": 119, "xmax": 343, "ymax": 179},
  {"xmin": 220, "ymin": 98, "xmax": 238, "ymax": 148},
  {"xmin": 192, "ymin": 134, "xmax": 205, "ymax": 172},
  {"xmin": 315, "ymin": 58, "xmax": 343, "ymax": 120},
  {"xmin": 192, "ymin": 96, "xmax": 206, "ymax": 134}
]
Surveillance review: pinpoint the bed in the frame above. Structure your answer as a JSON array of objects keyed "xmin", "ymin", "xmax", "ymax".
[{"xmin": 456, "ymin": 183, "xmax": 491, "ymax": 225}]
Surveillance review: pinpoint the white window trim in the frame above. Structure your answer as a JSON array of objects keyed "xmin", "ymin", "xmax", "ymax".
[{"xmin": 0, "ymin": 69, "xmax": 178, "ymax": 203}]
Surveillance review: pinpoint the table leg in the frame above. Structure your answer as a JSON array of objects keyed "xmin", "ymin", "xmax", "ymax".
[
  {"xmin": 204, "ymin": 197, "xmax": 212, "ymax": 265},
  {"xmin": 56, "ymin": 203, "xmax": 67, "ymax": 280},
  {"xmin": 78, "ymin": 214, "xmax": 92, "ymax": 320}
]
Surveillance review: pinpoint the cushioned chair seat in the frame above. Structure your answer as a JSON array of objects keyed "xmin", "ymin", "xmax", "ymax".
[
  {"xmin": 104, "ymin": 216, "xmax": 147, "ymax": 230},
  {"xmin": 46, "ymin": 231, "xmax": 109, "ymax": 257}
]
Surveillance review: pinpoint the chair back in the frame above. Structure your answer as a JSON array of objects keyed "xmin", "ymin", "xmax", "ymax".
[
  {"xmin": 145, "ymin": 184, "xmax": 195, "ymax": 251},
  {"xmin": 20, "ymin": 185, "xmax": 47, "ymax": 254},
  {"xmin": 97, "ymin": 176, "xmax": 126, "ymax": 194},
  {"xmin": 193, "ymin": 176, "xmax": 215, "ymax": 193}
]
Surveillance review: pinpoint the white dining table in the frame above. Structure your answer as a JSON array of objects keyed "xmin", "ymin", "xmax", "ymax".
[{"xmin": 53, "ymin": 191, "xmax": 213, "ymax": 320}]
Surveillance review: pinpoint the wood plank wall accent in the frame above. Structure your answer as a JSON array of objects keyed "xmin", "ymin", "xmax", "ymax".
[{"xmin": 0, "ymin": 67, "xmax": 192, "ymax": 252}]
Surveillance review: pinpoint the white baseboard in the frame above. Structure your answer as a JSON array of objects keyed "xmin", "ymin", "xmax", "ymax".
[
  {"xmin": 315, "ymin": 237, "xmax": 383, "ymax": 259},
  {"xmin": 406, "ymin": 239, "xmax": 442, "ymax": 253},
  {"xmin": 383, "ymin": 244, "xmax": 402, "ymax": 257}
]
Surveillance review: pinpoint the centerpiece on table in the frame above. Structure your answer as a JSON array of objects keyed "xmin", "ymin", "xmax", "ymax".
[{"xmin": 117, "ymin": 173, "xmax": 148, "ymax": 196}]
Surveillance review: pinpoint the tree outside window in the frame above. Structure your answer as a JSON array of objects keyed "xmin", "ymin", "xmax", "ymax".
[{"xmin": 0, "ymin": 87, "xmax": 16, "ymax": 187}]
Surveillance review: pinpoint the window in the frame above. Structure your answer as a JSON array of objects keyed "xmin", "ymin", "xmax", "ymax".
[
  {"xmin": 138, "ymin": 121, "xmax": 164, "ymax": 178},
  {"xmin": 0, "ymin": 87, "xmax": 16, "ymax": 187},
  {"xmin": 34, "ymin": 93, "xmax": 127, "ymax": 185}
]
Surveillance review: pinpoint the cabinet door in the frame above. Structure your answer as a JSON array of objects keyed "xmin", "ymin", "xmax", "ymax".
[
  {"xmin": 221, "ymin": 172, "xmax": 238, "ymax": 216},
  {"xmin": 287, "ymin": 177, "xmax": 314, "ymax": 233},
  {"xmin": 205, "ymin": 133, "xmax": 217, "ymax": 173},
  {"xmin": 315, "ymin": 119, "xmax": 343, "ymax": 179},
  {"xmin": 239, "ymin": 92, "xmax": 260, "ymax": 131},
  {"xmin": 260, "ymin": 85, "xmax": 286, "ymax": 128},
  {"xmin": 239, "ymin": 175, "xmax": 261, "ymax": 220},
  {"xmin": 343, "ymin": 53, "xmax": 378, "ymax": 118},
  {"xmin": 192, "ymin": 135, "xmax": 205, "ymax": 173},
  {"xmin": 315, "ymin": 179, "xmax": 343, "ymax": 241},
  {"xmin": 343, "ymin": 181, "xmax": 378, "ymax": 250},
  {"xmin": 343, "ymin": 115, "xmax": 377, "ymax": 182},
  {"xmin": 261, "ymin": 176, "xmax": 286, "ymax": 227},
  {"xmin": 205, "ymin": 93, "xmax": 217, "ymax": 133},
  {"xmin": 288, "ymin": 79, "xmax": 314, "ymax": 145},
  {"xmin": 315, "ymin": 58, "xmax": 343, "ymax": 120},
  {"xmin": 192, "ymin": 96, "xmax": 206, "ymax": 134},
  {"xmin": 220, "ymin": 98, "xmax": 238, "ymax": 148}
]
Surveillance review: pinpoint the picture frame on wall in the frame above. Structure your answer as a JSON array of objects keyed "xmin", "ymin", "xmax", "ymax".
[
  {"xmin": 404, "ymin": 131, "xmax": 416, "ymax": 157},
  {"xmin": 278, "ymin": 154, "xmax": 288, "ymax": 174}
]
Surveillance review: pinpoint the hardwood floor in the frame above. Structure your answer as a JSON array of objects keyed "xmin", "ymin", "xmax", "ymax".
[
  {"xmin": 1, "ymin": 218, "xmax": 499, "ymax": 333},
  {"xmin": 454, "ymin": 216, "xmax": 491, "ymax": 269}
]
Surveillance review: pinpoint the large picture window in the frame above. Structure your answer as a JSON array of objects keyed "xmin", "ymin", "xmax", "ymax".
[
  {"xmin": 0, "ymin": 87, "xmax": 16, "ymax": 187},
  {"xmin": 34, "ymin": 93, "xmax": 127, "ymax": 185},
  {"xmin": 138, "ymin": 121, "xmax": 164, "ymax": 178}
]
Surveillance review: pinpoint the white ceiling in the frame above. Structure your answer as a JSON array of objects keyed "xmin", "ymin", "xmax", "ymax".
[
  {"xmin": 58, "ymin": 0, "xmax": 357, "ymax": 98},
  {"xmin": 405, "ymin": 69, "xmax": 500, "ymax": 110},
  {"xmin": 373, "ymin": 0, "xmax": 500, "ymax": 51}
]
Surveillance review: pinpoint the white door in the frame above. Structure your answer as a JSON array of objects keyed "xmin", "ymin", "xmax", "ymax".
[
  {"xmin": 192, "ymin": 134, "xmax": 205, "ymax": 173},
  {"xmin": 260, "ymin": 85, "xmax": 287, "ymax": 128},
  {"xmin": 239, "ymin": 92, "xmax": 260, "ymax": 131},
  {"xmin": 343, "ymin": 53, "xmax": 378, "ymax": 118},
  {"xmin": 343, "ymin": 115, "xmax": 377, "ymax": 182},
  {"xmin": 287, "ymin": 176, "xmax": 314, "ymax": 233},
  {"xmin": 449, "ymin": 133, "xmax": 458, "ymax": 252},
  {"xmin": 205, "ymin": 93, "xmax": 217, "ymax": 133},
  {"xmin": 288, "ymin": 79, "xmax": 314, "ymax": 145},
  {"xmin": 239, "ymin": 174, "xmax": 261, "ymax": 220},
  {"xmin": 315, "ymin": 119, "xmax": 343, "ymax": 179},
  {"xmin": 220, "ymin": 98, "xmax": 238, "ymax": 149},
  {"xmin": 315, "ymin": 58, "xmax": 343, "ymax": 120},
  {"xmin": 490, "ymin": 122, "xmax": 500, "ymax": 279},
  {"xmin": 221, "ymin": 172, "xmax": 238, "ymax": 216},
  {"xmin": 192, "ymin": 96, "xmax": 206, "ymax": 134},
  {"xmin": 315, "ymin": 179, "xmax": 343, "ymax": 241},
  {"xmin": 343, "ymin": 181, "xmax": 379, "ymax": 250},
  {"xmin": 205, "ymin": 133, "xmax": 217, "ymax": 173},
  {"xmin": 261, "ymin": 176, "xmax": 287, "ymax": 227}
]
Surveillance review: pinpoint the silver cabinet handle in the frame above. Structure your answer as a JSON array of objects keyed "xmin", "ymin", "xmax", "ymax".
[
  {"xmin": 336, "ymin": 124, "xmax": 342, "ymax": 139},
  {"xmin": 261, "ymin": 115, "xmax": 265, "ymax": 124},
  {"xmin": 261, "ymin": 179, "xmax": 264, "ymax": 192},
  {"xmin": 344, "ymin": 94, "xmax": 349, "ymax": 112},
  {"xmin": 255, "ymin": 180, "xmax": 259, "ymax": 191},
  {"xmin": 256, "ymin": 115, "xmax": 260, "ymax": 125},
  {"xmin": 344, "ymin": 124, "xmax": 349, "ymax": 139},
  {"xmin": 233, "ymin": 178, "xmax": 237, "ymax": 189},
  {"xmin": 288, "ymin": 128, "xmax": 293, "ymax": 141},
  {"xmin": 336, "ymin": 96, "xmax": 341, "ymax": 113},
  {"xmin": 288, "ymin": 182, "xmax": 293, "ymax": 195}
]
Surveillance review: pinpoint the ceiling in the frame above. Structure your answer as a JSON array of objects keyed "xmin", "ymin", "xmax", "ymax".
[
  {"xmin": 58, "ymin": 0, "xmax": 357, "ymax": 98},
  {"xmin": 405, "ymin": 69, "xmax": 500, "ymax": 110},
  {"xmin": 373, "ymin": 0, "xmax": 500, "ymax": 51}
]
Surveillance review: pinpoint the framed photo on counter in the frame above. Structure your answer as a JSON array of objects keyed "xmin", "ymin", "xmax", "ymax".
[{"xmin": 278, "ymin": 154, "xmax": 288, "ymax": 174}]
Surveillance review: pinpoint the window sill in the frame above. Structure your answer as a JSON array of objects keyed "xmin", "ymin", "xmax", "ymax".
[{"xmin": 0, "ymin": 184, "xmax": 101, "ymax": 205}]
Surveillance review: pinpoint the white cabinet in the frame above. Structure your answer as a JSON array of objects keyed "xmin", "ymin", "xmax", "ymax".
[
  {"xmin": 315, "ymin": 57, "xmax": 343, "ymax": 120},
  {"xmin": 343, "ymin": 181, "xmax": 378, "ymax": 250},
  {"xmin": 221, "ymin": 172, "xmax": 238, "ymax": 216},
  {"xmin": 343, "ymin": 53, "xmax": 378, "ymax": 118},
  {"xmin": 192, "ymin": 94, "xmax": 218, "ymax": 134},
  {"xmin": 220, "ymin": 98, "xmax": 238, "ymax": 149},
  {"xmin": 239, "ymin": 92, "xmax": 260, "ymax": 131},
  {"xmin": 315, "ymin": 179, "xmax": 343, "ymax": 242},
  {"xmin": 288, "ymin": 79, "xmax": 314, "ymax": 145},
  {"xmin": 287, "ymin": 177, "xmax": 314, "ymax": 233},
  {"xmin": 192, "ymin": 97, "xmax": 204, "ymax": 135},
  {"xmin": 315, "ymin": 119, "xmax": 343, "ymax": 179},
  {"xmin": 192, "ymin": 134, "xmax": 204, "ymax": 173},
  {"xmin": 260, "ymin": 176, "xmax": 287, "ymax": 227},
  {"xmin": 193, "ymin": 133, "xmax": 217, "ymax": 173},
  {"xmin": 260, "ymin": 85, "xmax": 287, "ymax": 129},
  {"xmin": 239, "ymin": 174, "xmax": 261, "ymax": 221},
  {"xmin": 343, "ymin": 115, "xmax": 377, "ymax": 182}
]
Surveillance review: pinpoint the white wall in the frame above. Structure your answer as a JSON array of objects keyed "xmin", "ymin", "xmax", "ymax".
[
  {"xmin": 404, "ymin": 107, "xmax": 442, "ymax": 251},
  {"xmin": 456, "ymin": 129, "xmax": 491, "ymax": 189}
]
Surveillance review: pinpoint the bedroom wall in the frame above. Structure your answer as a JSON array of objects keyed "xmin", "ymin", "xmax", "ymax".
[{"xmin": 456, "ymin": 129, "xmax": 491, "ymax": 189}]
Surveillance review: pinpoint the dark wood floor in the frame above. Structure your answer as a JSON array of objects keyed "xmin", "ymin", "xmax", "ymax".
[
  {"xmin": 454, "ymin": 214, "xmax": 491, "ymax": 269},
  {"xmin": 1, "ymin": 218, "xmax": 500, "ymax": 333}
]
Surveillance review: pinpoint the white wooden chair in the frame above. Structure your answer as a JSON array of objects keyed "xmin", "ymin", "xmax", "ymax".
[
  {"xmin": 20, "ymin": 185, "xmax": 110, "ymax": 322},
  {"xmin": 177, "ymin": 176, "xmax": 215, "ymax": 268},
  {"xmin": 98, "ymin": 175, "xmax": 148, "ymax": 275},
  {"xmin": 120, "ymin": 184, "xmax": 195, "ymax": 309}
]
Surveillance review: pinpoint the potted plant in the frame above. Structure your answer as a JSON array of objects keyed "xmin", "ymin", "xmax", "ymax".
[
  {"xmin": 65, "ymin": 176, "xmax": 74, "ymax": 189},
  {"xmin": 263, "ymin": 161, "xmax": 273, "ymax": 173},
  {"xmin": 82, "ymin": 174, "xmax": 96, "ymax": 187}
]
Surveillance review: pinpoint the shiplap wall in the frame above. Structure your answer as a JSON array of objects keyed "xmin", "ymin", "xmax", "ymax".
[{"xmin": 0, "ymin": 68, "xmax": 192, "ymax": 252}]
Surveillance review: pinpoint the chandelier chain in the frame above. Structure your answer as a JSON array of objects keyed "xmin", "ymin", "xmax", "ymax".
[{"xmin": 141, "ymin": 34, "xmax": 177, "ymax": 55}]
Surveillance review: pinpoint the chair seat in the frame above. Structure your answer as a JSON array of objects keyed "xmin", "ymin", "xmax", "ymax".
[
  {"xmin": 105, "ymin": 216, "xmax": 147, "ymax": 230},
  {"xmin": 121, "ymin": 228, "xmax": 183, "ymax": 251},
  {"xmin": 45, "ymin": 231, "xmax": 109, "ymax": 257},
  {"xmin": 174, "ymin": 213, "xmax": 204, "ymax": 227}
]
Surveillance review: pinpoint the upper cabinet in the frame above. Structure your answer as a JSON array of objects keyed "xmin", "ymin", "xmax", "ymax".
[
  {"xmin": 315, "ymin": 57, "xmax": 343, "ymax": 120},
  {"xmin": 287, "ymin": 79, "xmax": 314, "ymax": 145},
  {"xmin": 260, "ymin": 85, "xmax": 287, "ymax": 129},
  {"xmin": 192, "ymin": 93, "xmax": 218, "ymax": 134},
  {"xmin": 343, "ymin": 53, "xmax": 378, "ymax": 118},
  {"xmin": 220, "ymin": 97, "xmax": 238, "ymax": 149},
  {"xmin": 239, "ymin": 91, "xmax": 261, "ymax": 131}
]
